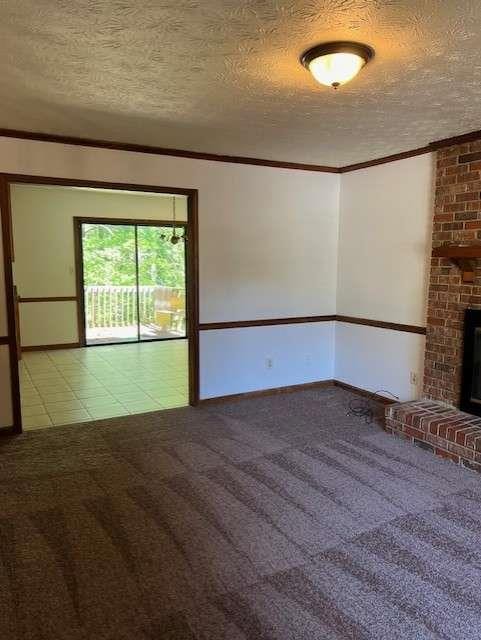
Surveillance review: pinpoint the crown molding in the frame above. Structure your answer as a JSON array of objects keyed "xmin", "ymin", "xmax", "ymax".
[
  {"xmin": 339, "ymin": 145, "xmax": 431, "ymax": 173},
  {"xmin": 341, "ymin": 128, "xmax": 481, "ymax": 172},
  {"xmin": 0, "ymin": 128, "xmax": 339, "ymax": 174},
  {"xmin": 429, "ymin": 128, "xmax": 481, "ymax": 150},
  {"xmin": 1, "ymin": 126, "xmax": 481, "ymax": 174}
]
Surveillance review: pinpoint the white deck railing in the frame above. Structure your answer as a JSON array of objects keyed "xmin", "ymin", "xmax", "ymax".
[{"xmin": 84, "ymin": 285, "xmax": 184, "ymax": 329}]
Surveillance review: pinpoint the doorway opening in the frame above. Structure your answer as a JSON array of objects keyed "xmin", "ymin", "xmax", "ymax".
[
  {"xmin": 4, "ymin": 177, "xmax": 198, "ymax": 433},
  {"xmin": 77, "ymin": 219, "xmax": 187, "ymax": 346}
]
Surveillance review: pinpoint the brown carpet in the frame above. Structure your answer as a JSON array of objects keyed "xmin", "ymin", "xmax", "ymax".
[{"xmin": 1, "ymin": 386, "xmax": 480, "ymax": 639}]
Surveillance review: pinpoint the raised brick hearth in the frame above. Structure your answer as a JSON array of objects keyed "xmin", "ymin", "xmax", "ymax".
[{"xmin": 385, "ymin": 400, "xmax": 481, "ymax": 473}]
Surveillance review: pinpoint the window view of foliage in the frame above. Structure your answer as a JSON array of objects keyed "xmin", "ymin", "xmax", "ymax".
[{"xmin": 82, "ymin": 223, "xmax": 185, "ymax": 288}]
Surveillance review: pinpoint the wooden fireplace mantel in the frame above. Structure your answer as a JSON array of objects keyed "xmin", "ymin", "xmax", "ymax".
[{"xmin": 432, "ymin": 244, "xmax": 481, "ymax": 283}]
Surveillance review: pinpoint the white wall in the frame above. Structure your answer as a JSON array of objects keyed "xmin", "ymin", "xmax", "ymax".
[
  {"xmin": 336, "ymin": 154, "xmax": 434, "ymax": 400},
  {"xmin": 200, "ymin": 322, "xmax": 335, "ymax": 399},
  {"xmin": 19, "ymin": 302, "xmax": 78, "ymax": 348},
  {"xmin": 0, "ymin": 136, "xmax": 340, "ymax": 404},
  {"xmin": 11, "ymin": 184, "xmax": 187, "ymax": 347},
  {"xmin": 335, "ymin": 322, "xmax": 426, "ymax": 402},
  {"xmin": 0, "ymin": 136, "xmax": 437, "ymax": 412}
]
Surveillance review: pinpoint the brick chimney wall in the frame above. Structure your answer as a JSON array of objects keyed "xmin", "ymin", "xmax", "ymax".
[{"xmin": 424, "ymin": 140, "xmax": 481, "ymax": 406}]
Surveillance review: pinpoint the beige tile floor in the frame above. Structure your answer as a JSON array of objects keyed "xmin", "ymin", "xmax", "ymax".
[{"xmin": 20, "ymin": 340, "xmax": 189, "ymax": 430}]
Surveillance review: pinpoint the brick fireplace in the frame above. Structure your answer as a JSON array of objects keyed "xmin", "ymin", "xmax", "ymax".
[
  {"xmin": 385, "ymin": 140, "xmax": 481, "ymax": 473},
  {"xmin": 424, "ymin": 140, "xmax": 481, "ymax": 406}
]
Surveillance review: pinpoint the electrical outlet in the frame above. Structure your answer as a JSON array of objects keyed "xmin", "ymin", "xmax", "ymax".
[
  {"xmin": 266, "ymin": 357, "xmax": 273, "ymax": 369},
  {"xmin": 410, "ymin": 371, "xmax": 418, "ymax": 386}
]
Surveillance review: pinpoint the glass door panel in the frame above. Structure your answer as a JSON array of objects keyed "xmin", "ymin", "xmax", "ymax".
[
  {"xmin": 82, "ymin": 223, "xmax": 138, "ymax": 345},
  {"xmin": 137, "ymin": 225, "xmax": 186, "ymax": 341}
]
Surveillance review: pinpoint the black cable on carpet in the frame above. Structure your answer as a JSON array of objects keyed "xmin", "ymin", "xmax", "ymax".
[{"xmin": 347, "ymin": 390, "xmax": 399, "ymax": 424}]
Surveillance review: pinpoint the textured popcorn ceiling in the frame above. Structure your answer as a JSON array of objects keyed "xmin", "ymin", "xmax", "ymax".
[{"xmin": 1, "ymin": 0, "xmax": 481, "ymax": 167}]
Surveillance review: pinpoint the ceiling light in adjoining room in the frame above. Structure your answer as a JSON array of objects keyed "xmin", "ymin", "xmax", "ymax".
[{"xmin": 301, "ymin": 41, "xmax": 374, "ymax": 89}]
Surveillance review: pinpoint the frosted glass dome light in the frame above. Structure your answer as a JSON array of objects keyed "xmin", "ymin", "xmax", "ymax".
[{"xmin": 301, "ymin": 42, "xmax": 374, "ymax": 89}]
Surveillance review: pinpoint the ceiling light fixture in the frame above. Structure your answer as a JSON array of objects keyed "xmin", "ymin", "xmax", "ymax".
[
  {"xmin": 170, "ymin": 196, "xmax": 185, "ymax": 245},
  {"xmin": 301, "ymin": 41, "xmax": 374, "ymax": 89}
]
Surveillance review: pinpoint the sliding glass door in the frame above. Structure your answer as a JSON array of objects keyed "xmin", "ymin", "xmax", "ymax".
[
  {"xmin": 80, "ymin": 221, "xmax": 186, "ymax": 346},
  {"xmin": 82, "ymin": 223, "xmax": 138, "ymax": 345},
  {"xmin": 137, "ymin": 225, "xmax": 186, "ymax": 341}
]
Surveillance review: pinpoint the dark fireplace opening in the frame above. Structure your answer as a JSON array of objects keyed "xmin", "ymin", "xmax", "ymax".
[{"xmin": 460, "ymin": 309, "xmax": 481, "ymax": 416}]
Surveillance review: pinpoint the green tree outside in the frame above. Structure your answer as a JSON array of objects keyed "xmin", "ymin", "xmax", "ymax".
[{"xmin": 82, "ymin": 223, "xmax": 185, "ymax": 288}]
